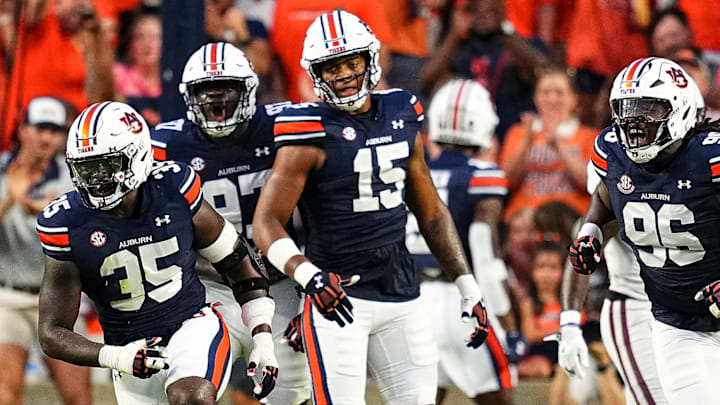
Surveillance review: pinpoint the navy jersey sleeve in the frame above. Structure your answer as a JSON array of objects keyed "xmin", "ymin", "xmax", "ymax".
[
  {"xmin": 150, "ymin": 119, "xmax": 186, "ymax": 161},
  {"xmin": 590, "ymin": 127, "xmax": 615, "ymax": 179},
  {"xmin": 273, "ymin": 103, "xmax": 327, "ymax": 149},
  {"xmin": 467, "ymin": 163, "xmax": 508, "ymax": 199},
  {"xmin": 36, "ymin": 194, "xmax": 74, "ymax": 261},
  {"xmin": 699, "ymin": 132, "xmax": 720, "ymax": 187},
  {"xmin": 151, "ymin": 160, "xmax": 204, "ymax": 215},
  {"xmin": 374, "ymin": 88, "xmax": 425, "ymax": 126}
]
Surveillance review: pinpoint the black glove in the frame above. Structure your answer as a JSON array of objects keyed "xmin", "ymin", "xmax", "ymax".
[
  {"xmin": 304, "ymin": 271, "xmax": 354, "ymax": 327},
  {"xmin": 568, "ymin": 235, "xmax": 602, "ymax": 275},
  {"xmin": 282, "ymin": 314, "xmax": 304, "ymax": 353},
  {"xmin": 695, "ymin": 280, "xmax": 720, "ymax": 318},
  {"xmin": 463, "ymin": 299, "xmax": 489, "ymax": 348}
]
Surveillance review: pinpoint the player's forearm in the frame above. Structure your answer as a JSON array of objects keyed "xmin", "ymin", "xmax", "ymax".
[
  {"xmin": 420, "ymin": 206, "xmax": 472, "ymax": 279},
  {"xmin": 562, "ymin": 261, "xmax": 590, "ymax": 310},
  {"xmin": 39, "ymin": 325, "xmax": 103, "ymax": 367}
]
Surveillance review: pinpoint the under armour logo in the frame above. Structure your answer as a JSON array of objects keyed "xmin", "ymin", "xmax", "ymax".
[
  {"xmin": 677, "ymin": 179, "xmax": 692, "ymax": 189},
  {"xmin": 392, "ymin": 120, "xmax": 404, "ymax": 130},
  {"xmin": 155, "ymin": 214, "xmax": 171, "ymax": 227},
  {"xmin": 313, "ymin": 274, "xmax": 324, "ymax": 289},
  {"xmin": 255, "ymin": 146, "xmax": 271, "ymax": 157}
]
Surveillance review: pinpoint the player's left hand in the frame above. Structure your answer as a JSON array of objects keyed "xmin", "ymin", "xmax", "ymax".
[
  {"xmin": 568, "ymin": 235, "xmax": 602, "ymax": 275},
  {"xmin": 247, "ymin": 332, "xmax": 279, "ymax": 400},
  {"xmin": 462, "ymin": 298, "xmax": 489, "ymax": 348},
  {"xmin": 282, "ymin": 314, "xmax": 304, "ymax": 353},
  {"xmin": 695, "ymin": 280, "xmax": 720, "ymax": 318}
]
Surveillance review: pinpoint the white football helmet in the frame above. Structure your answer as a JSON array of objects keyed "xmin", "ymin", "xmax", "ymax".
[
  {"xmin": 609, "ymin": 57, "xmax": 699, "ymax": 164},
  {"xmin": 428, "ymin": 79, "xmax": 498, "ymax": 149},
  {"xmin": 66, "ymin": 102, "xmax": 152, "ymax": 210},
  {"xmin": 179, "ymin": 42, "xmax": 258, "ymax": 137},
  {"xmin": 301, "ymin": 10, "xmax": 381, "ymax": 112}
]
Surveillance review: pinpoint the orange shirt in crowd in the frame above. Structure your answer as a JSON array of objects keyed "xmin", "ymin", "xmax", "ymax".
[
  {"xmin": 504, "ymin": 0, "xmax": 573, "ymax": 42},
  {"xmin": 2, "ymin": 0, "xmax": 86, "ymax": 149},
  {"xmin": 383, "ymin": 0, "xmax": 427, "ymax": 57},
  {"xmin": 499, "ymin": 121, "xmax": 597, "ymax": 222},
  {"xmin": 565, "ymin": 0, "xmax": 648, "ymax": 77},
  {"xmin": 678, "ymin": 0, "xmax": 720, "ymax": 51},
  {"xmin": 271, "ymin": 0, "xmax": 392, "ymax": 102}
]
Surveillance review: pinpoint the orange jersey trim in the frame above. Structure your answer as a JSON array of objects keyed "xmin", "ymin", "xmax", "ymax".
[
  {"xmin": 274, "ymin": 121, "xmax": 324, "ymax": 136},
  {"xmin": 38, "ymin": 232, "xmax": 70, "ymax": 247}
]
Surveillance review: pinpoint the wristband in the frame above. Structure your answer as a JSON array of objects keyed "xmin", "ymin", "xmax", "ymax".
[
  {"xmin": 455, "ymin": 274, "xmax": 483, "ymax": 299},
  {"xmin": 241, "ymin": 296, "xmax": 275, "ymax": 333},
  {"xmin": 577, "ymin": 222, "xmax": 603, "ymax": 244},
  {"xmin": 294, "ymin": 261, "xmax": 321, "ymax": 288},
  {"xmin": 98, "ymin": 344, "xmax": 135, "ymax": 374},
  {"xmin": 266, "ymin": 237, "xmax": 302, "ymax": 274},
  {"xmin": 560, "ymin": 310, "xmax": 582, "ymax": 328}
]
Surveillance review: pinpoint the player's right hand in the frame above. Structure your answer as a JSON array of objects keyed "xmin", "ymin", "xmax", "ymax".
[
  {"xmin": 282, "ymin": 313, "xmax": 304, "ymax": 353},
  {"xmin": 695, "ymin": 280, "xmax": 720, "ymax": 318},
  {"xmin": 568, "ymin": 235, "xmax": 602, "ymax": 275},
  {"xmin": 304, "ymin": 271, "xmax": 354, "ymax": 327},
  {"xmin": 99, "ymin": 337, "xmax": 168, "ymax": 379},
  {"xmin": 557, "ymin": 325, "xmax": 589, "ymax": 378}
]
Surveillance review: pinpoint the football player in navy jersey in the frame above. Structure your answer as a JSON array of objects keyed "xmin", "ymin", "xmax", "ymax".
[
  {"xmin": 567, "ymin": 57, "xmax": 720, "ymax": 404},
  {"xmin": 36, "ymin": 102, "xmax": 278, "ymax": 405},
  {"xmin": 253, "ymin": 10, "xmax": 490, "ymax": 405},
  {"xmin": 407, "ymin": 79, "xmax": 519, "ymax": 405},
  {"xmin": 151, "ymin": 42, "xmax": 311, "ymax": 405}
]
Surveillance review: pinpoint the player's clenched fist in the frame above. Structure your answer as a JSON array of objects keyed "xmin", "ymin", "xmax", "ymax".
[
  {"xmin": 304, "ymin": 271, "xmax": 355, "ymax": 327},
  {"xmin": 98, "ymin": 337, "xmax": 168, "ymax": 379},
  {"xmin": 695, "ymin": 280, "xmax": 720, "ymax": 318},
  {"xmin": 462, "ymin": 298, "xmax": 489, "ymax": 348},
  {"xmin": 568, "ymin": 235, "xmax": 602, "ymax": 275}
]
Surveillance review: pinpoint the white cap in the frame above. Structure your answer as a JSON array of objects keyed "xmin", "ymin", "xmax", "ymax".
[{"xmin": 25, "ymin": 97, "xmax": 67, "ymax": 128}]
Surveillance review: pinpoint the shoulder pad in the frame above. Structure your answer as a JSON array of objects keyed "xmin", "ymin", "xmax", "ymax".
[
  {"xmin": 149, "ymin": 161, "xmax": 204, "ymax": 214},
  {"xmin": 590, "ymin": 127, "xmax": 618, "ymax": 178}
]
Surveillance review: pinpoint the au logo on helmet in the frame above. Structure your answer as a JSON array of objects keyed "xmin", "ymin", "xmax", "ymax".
[
  {"xmin": 665, "ymin": 67, "xmax": 688, "ymax": 88},
  {"xmin": 119, "ymin": 112, "xmax": 144, "ymax": 134}
]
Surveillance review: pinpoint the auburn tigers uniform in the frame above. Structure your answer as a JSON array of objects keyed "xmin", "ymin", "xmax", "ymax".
[
  {"xmin": 36, "ymin": 161, "xmax": 232, "ymax": 400},
  {"xmin": 151, "ymin": 104, "xmax": 312, "ymax": 405},
  {"xmin": 591, "ymin": 127, "xmax": 720, "ymax": 332},
  {"xmin": 406, "ymin": 151, "xmax": 513, "ymax": 397},
  {"xmin": 587, "ymin": 162, "xmax": 667, "ymax": 405},
  {"xmin": 274, "ymin": 90, "xmax": 439, "ymax": 404}
]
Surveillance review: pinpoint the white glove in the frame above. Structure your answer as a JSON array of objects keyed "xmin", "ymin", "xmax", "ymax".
[
  {"xmin": 98, "ymin": 337, "xmax": 168, "ymax": 379},
  {"xmin": 247, "ymin": 332, "xmax": 279, "ymax": 400},
  {"xmin": 558, "ymin": 323, "xmax": 589, "ymax": 378}
]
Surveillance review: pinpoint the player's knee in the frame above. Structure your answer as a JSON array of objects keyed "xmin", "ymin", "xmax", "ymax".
[{"xmin": 167, "ymin": 377, "xmax": 217, "ymax": 405}]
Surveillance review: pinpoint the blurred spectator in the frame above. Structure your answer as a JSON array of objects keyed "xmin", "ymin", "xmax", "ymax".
[
  {"xmin": 383, "ymin": 0, "xmax": 431, "ymax": 97},
  {"xmin": 502, "ymin": 207, "xmax": 538, "ymax": 291},
  {"xmin": 504, "ymin": 0, "xmax": 574, "ymax": 62},
  {"xmin": 420, "ymin": 0, "xmax": 548, "ymax": 141},
  {"xmin": 0, "ymin": 96, "xmax": 91, "ymax": 405},
  {"xmin": 518, "ymin": 240, "xmax": 568, "ymax": 378},
  {"xmin": 565, "ymin": 0, "xmax": 650, "ymax": 127},
  {"xmin": 2, "ymin": 0, "xmax": 116, "ymax": 150},
  {"xmin": 677, "ymin": 0, "xmax": 720, "ymax": 55},
  {"xmin": 648, "ymin": 7, "xmax": 693, "ymax": 59},
  {"xmin": 206, "ymin": 0, "xmax": 250, "ymax": 47},
  {"xmin": 113, "ymin": 12, "xmax": 162, "ymax": 125},
  {"xmin": 271, "ymin": 0, "xmax": 392, "ymax": 102},
  {"xmin": 499, "ymin": 66, "xmax": 597, "ymax": 223}
]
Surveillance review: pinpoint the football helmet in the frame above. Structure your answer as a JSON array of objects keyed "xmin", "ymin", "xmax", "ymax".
[
  {"xmin": 301, "ymin": 10, "xmax": 381, "ymax": 112},
  {"xmin": 66, "ymin": 102, "xmax": 152, "ymax": 210},
  {"xmin": 179, "ymin": 42, "xmax": 258, "ymax": 137},
  {"xmin": 428, "ymin": 79, "xmax": 498, "ymax": 149},
  {"xmin": 609, "ymin": 57, "xmax": 699, "ymax": 164}
]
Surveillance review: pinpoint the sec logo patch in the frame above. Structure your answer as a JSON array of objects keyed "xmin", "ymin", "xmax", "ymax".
[
  {"xmin": 342, "ymin": 127, "xmax": 357, "ymax": 141},
  {"xmin": 90, "ymin": 231, "xmax": 107, "ymax": 247},
  {"xmin": 190, "ymin": 156, "xmax": 206, "ymax": 172}
]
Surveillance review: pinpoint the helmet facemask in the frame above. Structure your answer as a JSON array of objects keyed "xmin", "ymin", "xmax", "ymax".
[
  {"xmin": 311, "ymin": 52, "xmax": 372, "ymax": 112},
  {"xmin": 611, "ymin": 98, "xmax": 674, "ymax": 163},
  {"xmin": 184, "ymin": 78, "xmax": 255, "ymax": 137},
  {"xmin": 68, "ymin": 150, "xmax": 133, "ymax": 210}
]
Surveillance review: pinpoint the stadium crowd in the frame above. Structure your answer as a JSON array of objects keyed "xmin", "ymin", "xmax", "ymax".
[{"xmin": 1, "ymin": 0, "xmax": 720, "ymax": 404}]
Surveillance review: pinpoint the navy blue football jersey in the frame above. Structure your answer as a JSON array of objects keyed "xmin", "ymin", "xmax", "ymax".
[
  {"xmin": 591, "ymin": 127, "xmax": 720, "ymax": 331},
  {"xmin": 150, "ymin": 102, "xmax": 291, "ymax": 239},
  {"xmin": 273, "ymin": 90, "xmax": 424, "ymax": 301},
  {"xmin": 36, "ymin": 161, "xmax": 207, "ymax": 345},
  {"xmin": 406, "ymin": 151, "xmax": 507, "ymax": 271}
]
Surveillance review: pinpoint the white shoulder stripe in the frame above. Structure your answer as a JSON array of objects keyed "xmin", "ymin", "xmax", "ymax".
[
  {"xmin": 418, "ymin": 115, "xmax": 424, "ymax": 122},
  {"xmin": 275, "ymin": 115, "xmax": 322, "ymax": 122},
  {"xmin": 151, "ymin": 140, "xmax": 167, "ymax": 148},
  {"xmin": 189, "ymin": 191, "xmax": 203, "ymax": 211},
  {"xmin": 410, "ymin": 95, "xmax": 417, "ymax": 104},
  {"xmin": 36, "ymin": 224, "xmax": 69, "ymax": 233},
  {"xmin": 472, "ymin": 169, "xmax": 505, "ymax": 178},
  {"xmin": 275, "ymin": 132, "xmax": 326, "ymax": 142},
  {"xmin": 179, "ymin": 170, "xmax": 196, "ymax": 194},
  {"xmin": 41, "ymin": 243, "xmax": 71, "ymax": 252},
  {"xmin": 594, "ymin": 137, "xmax": 608, "ymax": 159},
  {"xmin": 709, "ymin": 156, "xmax": 720, "ymax": 164},
  {"xmin": 469, "ymin": 186, "xmax": 508, "ymax": 195}
]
